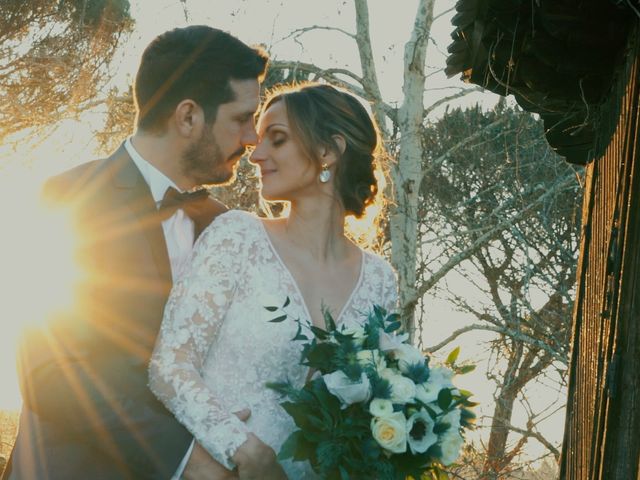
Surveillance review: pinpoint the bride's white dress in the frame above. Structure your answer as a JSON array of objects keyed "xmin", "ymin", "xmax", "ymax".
[{"xmin": 149, "ymin": 210, "xmax": 398, "ymax": 478}]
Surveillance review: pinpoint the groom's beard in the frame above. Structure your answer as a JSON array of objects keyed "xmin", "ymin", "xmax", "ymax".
[{"xmin": 181, "ymin": 127, "xmax": 245, "ymax": 187}]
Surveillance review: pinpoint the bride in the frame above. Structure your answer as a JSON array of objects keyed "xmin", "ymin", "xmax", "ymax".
[{"xmin": 149, "ymin": 83, "xmax": 398, "ymax": 479}]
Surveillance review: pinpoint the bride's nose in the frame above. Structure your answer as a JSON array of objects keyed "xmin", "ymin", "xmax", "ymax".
[{"xmin": 249, "ymin": 142, "xmax": 266, "ymax": 164}]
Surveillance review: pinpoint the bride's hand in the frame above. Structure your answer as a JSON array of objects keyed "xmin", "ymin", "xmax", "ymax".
[
  {"xmin": 232, "ymin": 433, "xmax": 287, "ymax": 480},
  {"xmin": 182, "ymin": 441, "xmax": 239, "ymax": 480},
  {"xmin": 182, "ymin": 409, "xmax": 252, "ymax": 480}
]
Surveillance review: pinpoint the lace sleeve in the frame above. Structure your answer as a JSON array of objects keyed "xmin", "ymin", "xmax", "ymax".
[{"xmin": 149, "ymin": 211, "xmax": 250, "ymax": 470}]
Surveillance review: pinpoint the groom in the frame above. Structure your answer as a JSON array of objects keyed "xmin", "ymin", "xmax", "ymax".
[{"xmin": 4, "ymin": 26, "xmax": 267, "ymax": 479}]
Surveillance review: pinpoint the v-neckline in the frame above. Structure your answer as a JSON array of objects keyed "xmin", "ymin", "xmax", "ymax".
[{"xmin": 257, "ymin": 218, "xmax": 366, "ymax": 328}]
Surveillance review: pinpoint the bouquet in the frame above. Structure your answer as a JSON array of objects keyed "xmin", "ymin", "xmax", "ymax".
[{"xmin": 267, "ymin": 303, "xmax": 477, "ymax": 480}]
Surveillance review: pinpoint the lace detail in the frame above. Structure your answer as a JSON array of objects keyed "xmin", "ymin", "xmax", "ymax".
[{"xmin": 149, "ymin": 210, "xmax": 398, "ymax": 476}]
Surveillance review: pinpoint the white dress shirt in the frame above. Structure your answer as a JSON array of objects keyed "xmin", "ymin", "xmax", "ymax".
[
  {"xmin": 124, "ymin": 138, "xmax": 195, "ymax": 478},
  {"xmin": 125, "ymin": 138, "xmax": 196, "ymax": 282}
]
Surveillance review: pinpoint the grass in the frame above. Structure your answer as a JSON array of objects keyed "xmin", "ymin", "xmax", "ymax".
[{"xmin": 0, "ymin": 409, "xmax": 18, "ymax": 475}]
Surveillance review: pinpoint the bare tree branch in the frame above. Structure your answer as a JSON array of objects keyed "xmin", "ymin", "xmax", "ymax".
[
  {"xmin": 424, "ymin": 323, "xmax": 568, "ymax": 364},
  {"xmin": 433, "ymin": 6, "xmax": 455, "ymax": 22},
  {"xmin": 423, "ymin": 86, "xmax": 484, "ymax": 117},
  {"xmin": 277, "ymin": 24, "xmax": 356, "ymax": 43},
  {"xmin": 507, "ymin": 423, "xmax": 561, "ymax": 460},
  {"xmin": 268, "ymin": 59, "xmax": 397, "ymax": 122},
  {"xmin": 353, "ymin": 0, "xmax": 390, "ymax": 138},
  {"xmin": 408, "ymin": 172, "xmax": 577, "ymax": 311}
]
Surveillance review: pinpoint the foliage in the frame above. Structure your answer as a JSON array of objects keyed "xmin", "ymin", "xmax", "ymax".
[
  {"xmin": 267, "ymin": 302, "xmax": 477, "ymax": 479},
  {"xmin": 0, "ymin": 0, "xmax": 133, "ymax": 145}
]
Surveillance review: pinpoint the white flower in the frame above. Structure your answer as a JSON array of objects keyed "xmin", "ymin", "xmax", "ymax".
[
  {"xmin": 386, "ymin": 373, "xmax": 416, "ymax": 404},
  {"xmin": 430, "ymin": 366, "xmax": 455, "ymax": 386},
  {"xmin": 369, "ymin": 398, "xmax": 394, "ymax": 418},
  {"xmin": 378, "ymin": 329, "xmax": 409, "ymax": 352},
  {"xmin": 341, "ymin": 324, "xmax": 366, "ymax": 347},
  {"xmin": 356, "ymin": 349, "xmax": 387, "ymax": 370},
  {"xmin": 439, "ymin": 430, "xmax": 464, "ymax": 465},
  {"xmin": 415, "ymin": 382, "xmax": 440, "ymax": 404},
  {"xmin": 406, "ymin": 409, "xmax": 438, "ymax": 454},
  {"xmin": 322, "ymin": 371, "xmax": 371, "ymax": 406},
  {"xmin": 415, "ymin": 366, "xmax": 455, "ymax": 405},
  {"xmin": 395, "ymin": 344, "xmax": 427, "ymax": 374},
  {"xmin": 371, "ymin": 411, "xmax": 407, "ymax": 453},
  {"xmin": 379, "ymin": 368, "xmax": 396, "ymax": 379}
]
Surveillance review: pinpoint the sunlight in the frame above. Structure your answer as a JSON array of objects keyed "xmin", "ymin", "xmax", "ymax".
[
  {"xmin": 0, "ymin": 168, "xmax": 83, "ymax": 409},
  {"xmin": 345, "ymin": 167, "xmax": 387, "ymax": 249}
]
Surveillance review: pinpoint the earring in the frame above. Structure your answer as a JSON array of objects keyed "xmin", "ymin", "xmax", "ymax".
[{"xmin": 319, "ymin": 163, "xmax": 331, "ymax": 183}]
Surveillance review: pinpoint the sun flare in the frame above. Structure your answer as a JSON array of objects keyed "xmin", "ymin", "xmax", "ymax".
[{"xmin": 0, "ymin": 170, "xmax": 83, "ymax": 409}]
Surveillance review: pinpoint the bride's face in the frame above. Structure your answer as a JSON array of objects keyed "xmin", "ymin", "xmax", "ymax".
[{"xmin": 250, "ymin": 101, "xmax": 320, "ymax": 202}]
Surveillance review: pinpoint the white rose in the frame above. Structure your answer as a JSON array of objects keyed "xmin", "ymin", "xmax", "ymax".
[
  {"xmin": 371, "ymin": 411, "xmax": 407, "ymax": 453},
  {"xmin": 394, "ymin": 344, "xmax": 426, "ymax": 373},
  {"xmin": 387, "ymin": 373, "xmax": 417, "ymax": 404},
  {"xmin": 356, "ymin": 349, "xmax": 387, "ymax": 370},
  {"xmin": 369, "ymin": 398, "xmax": 394, "ymax": 418},
  {"xmin": 341, "ymin": 324, "xmax": 366, "ymax": 347},
  {"xmin": 378, "ymin": 329, "xmax": 409, "ymax": 351},
  {"xmin": 322, "ymin": 370, "xmax": 371, "ymax": 406},
  {"xmin": 439, "ymin": 430, "xmax": 464, "ymax": 465},
  {"xmin": 406, "ymin": 409, "xmax": 438, "ymax": 454}
]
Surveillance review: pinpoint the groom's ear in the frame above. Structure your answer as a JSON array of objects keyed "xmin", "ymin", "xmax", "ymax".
[{"xmin": 174, "ymin": 99, "xmax": 204, "ymax": 137}]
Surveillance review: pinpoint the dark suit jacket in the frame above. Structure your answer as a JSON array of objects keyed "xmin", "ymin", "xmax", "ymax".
[{"xmin": 3, "ymin": 145, "xmax": 227, "ymax": 479}]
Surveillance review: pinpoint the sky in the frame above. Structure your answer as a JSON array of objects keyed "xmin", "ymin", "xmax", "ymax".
[{"xmin": 0, "ymin": 0, "xmax": 564, "ymax": 466}]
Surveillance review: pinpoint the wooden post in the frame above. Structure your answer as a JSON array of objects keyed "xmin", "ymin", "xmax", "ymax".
[{"xmin": 560, "ymin": 26, "xmax": 640, "ymax": 480}]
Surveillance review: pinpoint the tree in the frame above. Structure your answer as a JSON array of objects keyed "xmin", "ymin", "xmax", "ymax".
[
  {"xmin": 419, "ymin": 104, "xmax": 582, "ymax": 477},
  {"xmin": 0, "ymin": 0, "xmax": 133, "ymax": 147}
]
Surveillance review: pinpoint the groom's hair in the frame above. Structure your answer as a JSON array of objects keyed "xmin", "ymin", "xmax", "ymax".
[{"xmin": 134, "ymin": 25, "xmax": 268, "ymax": 132}]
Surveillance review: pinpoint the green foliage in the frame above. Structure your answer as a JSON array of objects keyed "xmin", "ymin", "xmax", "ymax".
[
  {"xmin": 437, "ymin": 388, "xmax": 453, "ymax": 411},
  {"xmin": 445, "ymin": 347, "xmax": 460, "ymax": 366}
]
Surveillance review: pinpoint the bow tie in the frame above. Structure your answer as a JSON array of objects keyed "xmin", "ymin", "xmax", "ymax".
[{"xmin": 159, "ymin": 187, "xmax": 210, "ymax": 217}]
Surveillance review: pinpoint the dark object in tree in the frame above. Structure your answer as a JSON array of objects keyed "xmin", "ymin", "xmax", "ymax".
[{"xmin": 445, "ymin": 0, "xmax": 632, "ymax": 164}]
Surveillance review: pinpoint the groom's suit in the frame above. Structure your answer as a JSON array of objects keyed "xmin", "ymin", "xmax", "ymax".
[{"xmin": 4, "ymin": 145, "xmax": 227, "ymax": 479}]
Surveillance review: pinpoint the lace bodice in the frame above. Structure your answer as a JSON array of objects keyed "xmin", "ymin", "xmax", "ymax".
[{"xmin": 149, "ymin": 210, "xmax": 398, "ymax": 477}]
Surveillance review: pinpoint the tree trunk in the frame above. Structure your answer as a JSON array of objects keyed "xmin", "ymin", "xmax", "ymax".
[
  {"xmin": 388, "ymin": 0, "xmax": 434, "ymax": 339},
  {"xmin": 483, "ymin": 385, "xmax": 519, "ymax": 479}
]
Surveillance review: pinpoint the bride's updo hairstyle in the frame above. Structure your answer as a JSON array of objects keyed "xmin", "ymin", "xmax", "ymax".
[{"xmin": 262, "ymin": 83, "xmax": 380, "ymax": 218}]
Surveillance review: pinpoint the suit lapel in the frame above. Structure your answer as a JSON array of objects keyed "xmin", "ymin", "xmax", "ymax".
[
  {"xmin": 191, "ymin": 196, "xmax": 229, "ymax": 240},
  {"xmin": 105, "ymin": 144, "xmax": 229, "ymax": 282},
  {"xmin": 108, "ymin": 146, "xmax": 173, "ymax": 285}
]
